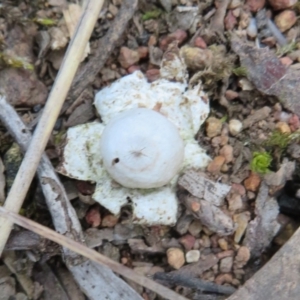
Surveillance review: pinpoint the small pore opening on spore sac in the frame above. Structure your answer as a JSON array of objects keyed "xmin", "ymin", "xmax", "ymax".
[{"xmin": 112, "ymin": 157, "xmax": 120, "ymax": 165}]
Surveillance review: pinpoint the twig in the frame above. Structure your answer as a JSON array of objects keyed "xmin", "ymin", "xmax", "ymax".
[
  {"xmin": 0, "ymin": 0, "xmax": 104, "ymax": 255},
  {"xmin": 154, "ymin": 272, "xmax": 236, "ymax": 295},
  {"xmin": 209, "ymin": 0, "xmax": 230, "ymax": 41},
  {"xmin": 0, "ymin": 97, "xmax": 141, "ymax": 300},
  {"xmin": 63, "ymin": 0, "xmax": 138, "ymax": 112},
  {"xmin": 0, "ymin": 207, "xmax": 188, "ymax": 300}
]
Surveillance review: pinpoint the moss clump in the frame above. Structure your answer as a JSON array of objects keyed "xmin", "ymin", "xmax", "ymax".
[
  {"xmin": 276, "ymin": 41, "xmax": 297, "ymax": 57},
  {"xmin": 232, "ymin": 66, "xmax": 248, "ymax": 77},
  {"xmin": 0, "ymin": 52, "xmax": 34, "ymax": 70},
  {"xmin": 142, "ymin": 9, "xmax": 163, "ymax": 21},
  {"xmin": 250, "ymin": 151, "xmax": 272, "ymax": 174},
  {"xmin": 264, "ymin": 130, "xmax": 300, "ymax": 152},
  {"xmin": 32, "ymin": 18, "xmax": 57, "ymax": 26}
]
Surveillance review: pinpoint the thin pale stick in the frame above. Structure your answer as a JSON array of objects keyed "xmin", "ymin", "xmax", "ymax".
[
  {"xmin": 0, "ymin": 0, "xmax": 104, "ymax": 254},
  {"xmin": 0, "ymin": 207, "xmax": 188, "ymax": 300}
]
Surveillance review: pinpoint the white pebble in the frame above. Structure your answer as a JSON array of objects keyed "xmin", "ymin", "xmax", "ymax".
[
  {"xmin": 247, "ymin": 18, "xmax": 257, "ymax": 38},
  {"xmin": 186, "ymin": 250, "xmax": 200, "ymax": 263},
  {"xmin": 229, "ymin": 119, "xmax": 243, "ymax": 136}
]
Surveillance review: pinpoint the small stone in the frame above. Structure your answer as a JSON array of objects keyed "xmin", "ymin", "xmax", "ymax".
[
  {"xmin": 244, "ymin": 172, "xmax": 261, "ymax": 192},
  {"xmin": 280, "ymin": 56, "xmax": 293, "ymax": 66},
  {"xmin": 85, "ymin": 206, "xmax": 101, "ymax": 227},
  {"xmin": 275, "ymin": 10, "xmax": 297, "ymax": 32},
  {"xmin": 221, "ymin": 163, "xmax": 229, "ymax": 172},
  {"xmin": 159, "ymin": 29, "xmax": 187, "ymax": 51},
  {"xmin": 167, "ymin": 248, "xmax": 185, "ymax": 269},
  {"xmin": 201, "ymin": 235, "xmax": 211, "ymax": 248},
  {"xmin": 101, "ymin": 215, "xmax": 119, "ymax": 228},
  {"xmin": 225, "ymin": 90, "xmax": 239, "ymax": 100},
  {"xmin": 231, "ymin": 183, "xmax": 246, "ymax": 196},
  {"xmin": 179, "ymin": 234, "xmax": 196, "ymax": 251},
  {"xmin": 137, "ymin": 46, "xmax": 149, "ymax": 59},
  {"xmin": 268, "ymin": 0, "xmax": 297, "ymax": 10},
  {"xmin": 118, "ymin": 47, "xmax": 140, "ymax": 68},
  {"xmin": 227, "ymin": 192, "xmax": 243, "ymax": 211},
  {"xmin": 289, "ymin": 114, "xmax": 300, "ymax": 131},
  {"xmin": 127, "ymin": 65, "xmax": 140, "ymax": 74},
  {"xmin": 215, "ymin": 273, "xmax": 233, "ymax": 285},
  {"xmin": 246, "ymin": 0, "xmax": 266, "ymax": 12},
  {"xmin": 186, "ymin": 250, "xmax": 201, "ymax": 263},
  {"xmin": 108, "ymin": 4, "xmax": 118, "ymax": 16},
  {"xmin": 220, "ymin": 256, "xmax": 233, "ymax": 273},
  {"xmin": 148, "ymin": 35, "xmax": 157, "ymax": 46},
  {"xmin": 235, "ymin": 246, "xmax": 251, "ymax": 266},
  {"xmin": 233, "ymin": 211, "xmax": 251, "ymax": 243},
  {"xmin": 216, "ymin": 250, "xmax": 235, "ymax": 259},
  {"xmin": 188, "ymin": 220, "xmax": 203, "ymax": 237},
  {"xmin": 247, "ymin": 18, "xmax": 258, "ymax": 38},
  {"xmin": 219, "ymin": 145, "xmax": 234, "ymax": 163},
  {"xmin": 247, "ymin": 191, "xmax": 256, "ymax": 200},
  {"xmin": 276, "ymin": 121, "xmax": 291, "ymax": 134},
  {"xmin": 206, "ymin": 117, "xmax": 223, "ymax": 137},
  {"xmin": 211, "ymin": 136, "xmax": 229, "ymax": 147},
  {"xmin": 207, "ymin": 156, "xmax": 226, "ymax": 174},
  {"xmin": 229, "ymin": 119, "xmax": 243, "ymax": 136},
  {"xmin": 146, "ymin": 69, "xmax": 160, "ymax": 82},
  {"xmin": 194, "ymin": 37, "xmax": 207, "ymax": 49},
  {"xmin": 229, "ymin": 0, "xmax": 242, "ymax": 9},
  {"xmin": 218, "ymin": 238, "xmax": 228, "ymax": 250},
  {"xmin": 224, "ymin": 10, "xmax": 237, "ymax": 30}
]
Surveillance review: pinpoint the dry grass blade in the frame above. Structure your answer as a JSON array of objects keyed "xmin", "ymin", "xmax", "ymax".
[
  {"xmin": 0, "ymin": 207, "xmax": 188, "ymax": 300},
  {"xmin": 0, "ymin": 0, "xmax": 105, "ymax": 254}
]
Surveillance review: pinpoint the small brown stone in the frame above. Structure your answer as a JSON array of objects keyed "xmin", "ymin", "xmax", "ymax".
[
  {"xmin": 207, "ymin": 156, "xmax": 226, "ymax": 173},
  {"xmin": 194, "ymin": 37, "xmax": 207, "ymax": 49},
  {"xmin": 225, "ymin": 90, "xmax": 239, "ymax": 100},
  {"xmin": 215, "ymin": 273, "xmax": 233, "ymax": 285},
  {"xmin": 235, "ymin": 246, "xmax": 251, "ymax": 265},
  {"xmin": 244, "ymin": 172, "xmax": 261, "ymax": 192},
  {"xmin": 280, "ymin": 56, "xmax": 293, "ymax": 66},
  {"xmin": 101, "ymin": 215, "xmax": 119, "ymax": 228},
  {"xmin": 179, "ymin": 234, "xmax": 196, "ymax": 251},
  {"xmin": 148, "ymin": 35, "xmax": 157, "ymax": 46},
  {"xmin": 137, "ymin": 46, "xmax": 149, "ymax": 59},
  {"xmin": 167, "ymin": 248, "xmax": 185, "ymax": 269},
  {"xmin": 127, "ymin": 65, "xmax": 140, "ymax": 74},
  {"xmin": 219, "ymin": 145, "xmax": 234, "ymax": 163},
  {"xmin": 275, "ymin": 10, "xmax": 297, "ymax": 32},
  {"xmin": 216, "ymin": 250, "xmax": 235, "ymax": 259},
  {"xmin": 246, "ymin": 0, "xmax": 266, "ymax": 12},
  {"xmin": 224, "ymin": 10, "xmax": 238, "ymax": 30},
  {"xmin": 218, "ymin": 238, "xmax": 228, "ymax": 250},
  {"xmin": 276, "ymin": 121, "xmax": 291, "ymax": 134},
  {"xmin": 268, "ymin": 0, "xmax": 297, "ymax": 10},
  {"xmin": 206, "ymin": 117, "xmax": 223, "ymax": 137},
  {"xmin": 118, "ymin": 47, "xmax": 140, "ymax": 68}
]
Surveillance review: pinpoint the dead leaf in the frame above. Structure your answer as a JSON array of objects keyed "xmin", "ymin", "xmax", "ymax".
[
  {"xmin": 63, "ymin": 4, "xmax": 90, "ymax": 61},
  {"xmin": 231, "ymin": 36, "xmax": 300, "ymax": 117}
]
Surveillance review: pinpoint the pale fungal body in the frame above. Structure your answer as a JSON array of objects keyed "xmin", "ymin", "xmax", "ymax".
[
  {"xmin": 101, "ymin": 108, "xmax": 184, "ymax": 189},
  {"xmin": 58, "ymin": 45, "xmax": 211, "ymax": 225}
]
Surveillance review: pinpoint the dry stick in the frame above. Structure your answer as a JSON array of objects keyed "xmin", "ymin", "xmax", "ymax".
[
  {"xmin": 0, "ymin": 207, "xmax": 188, "ymax": 300},
  {"xmin": 0, "ymin": 96, "xmax": 141, "ymax": 299},
  {"xmin": 0, "ymin": 0, "xmax": 104, "ymax": 255}
]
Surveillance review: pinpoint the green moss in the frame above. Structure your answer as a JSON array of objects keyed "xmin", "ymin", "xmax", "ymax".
[
  {"xmin": 276, "ymin": 41, "xmax": 297, "ymax": 57},
  {"xmin": 32, "ymin": 17, "xmax": 57, "ymax": 26},
  {"xmin": 232, "ymin": 66, "xmax": 248, "ymax": 77},
  {"xmin": 0, "ymin": 52, "xmax": 34, "ymax": 70},
  {"xmin": 250, "ymin": 151, "xmax": 272, "ymax": 174},
  {"xmin": 142, "ymin": 9, "xmax": 163, "ymax": 21},
  {"xmin": 264, "ymin": 130, "xmax": 291, "ymax": 149}
]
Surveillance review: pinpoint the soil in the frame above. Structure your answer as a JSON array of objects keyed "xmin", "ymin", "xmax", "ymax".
[{"xmin": 1, "ymin": 0, "xmax": 300, "ymax": 299}]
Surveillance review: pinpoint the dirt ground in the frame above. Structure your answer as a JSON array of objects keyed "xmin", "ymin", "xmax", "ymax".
[{"xmin": 1, "ymin": 0, "xmax": 300, "ymax": 299}]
